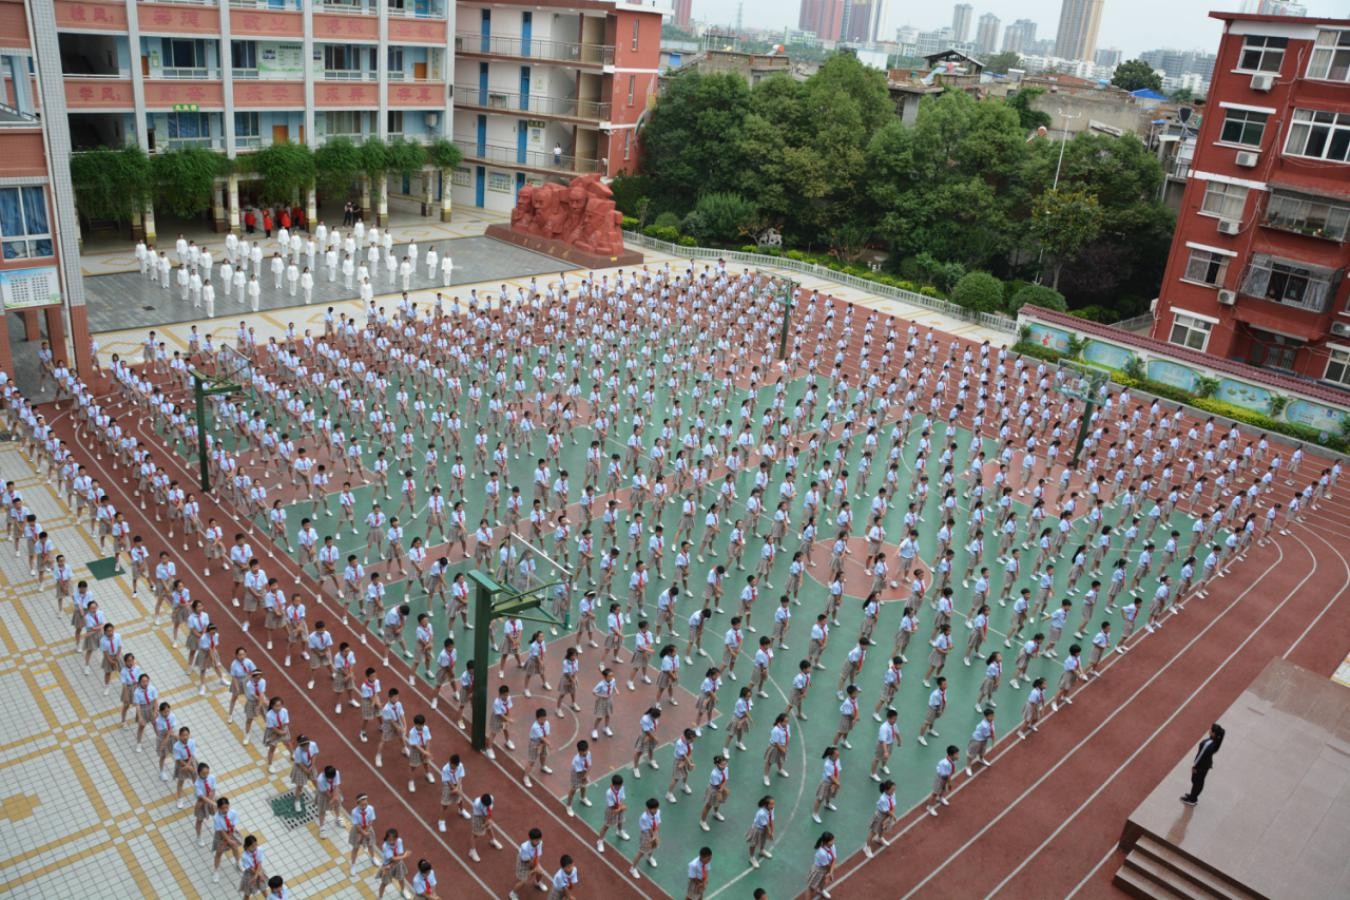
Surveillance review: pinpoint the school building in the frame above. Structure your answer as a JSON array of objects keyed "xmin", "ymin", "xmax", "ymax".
[
  {"xmin": 1150, "ymin": 11, "xmax": 1350, "ymax": 391},
  {"xmin": 0, "ymin": 0, "xmax": 669, "ymax": 381}
]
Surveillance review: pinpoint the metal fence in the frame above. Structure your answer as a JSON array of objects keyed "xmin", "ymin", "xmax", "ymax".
[{"xmin": 621, "ymin": 231, "xmax": 1019, "ymax": 335}]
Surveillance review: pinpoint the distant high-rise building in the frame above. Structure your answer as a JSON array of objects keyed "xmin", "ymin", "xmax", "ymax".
[
  {"xmin": 952, "ymin": 3, "xmax": 973, "ymax": 43},
  {"xmin": 896, "ymin": 24, "xmax": 920, "ymax": 45},
  {"xmin": 799, "ymin": 0, "xmax": 845, "ymax": 42},
  {"xmin": 1054, "ymin": 0, "xmax": 1105, "ymax": 61},
  {"xmin": 840, "ymin": 0, "xmax": 884, "ymax": 42},
  {"xmin": 1094, "ymin": 47, "xmax": 1121, "ymax": 67},
  {"xmin": 1139, "ymin": 48, "xmax": 1218, "ymax": 80},
  {"xmin": 674, "ymin": 0, "xmax": 693, "ymax": 28},
  {"xmin": 1002, "ymin": 19, "xmax": 1037, "ymax": 53},
  {"xmin": 975, "ymin": 13, "xmax": 1001, "ymax": 55}
]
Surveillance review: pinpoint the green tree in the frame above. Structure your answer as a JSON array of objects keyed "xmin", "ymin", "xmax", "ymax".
[
  {"xmin": 70, "ymin": 147, "xmax": 153, "ymax": 223},
  {"xmin": 984, "ymin": 51, "xmax": 1022, "ymax": 74},
  {"xmin": 1169, "ymin": 86, "xmax": 1196, "ymax": 103},
  {"xmin": 1031, "ymin": 187, "xmax": 1103, "ymax": 290},
  {"xmin": 386, "ymin": 137, "xmax": 428, "ymax": 178},
  {"xmin": 150, "ymin": 148, "xmax": 227, "ymax": 218},
  {"xmin": 683, "ymin": 192, "xmax": 755, "ymax": 244},
  {"xmin": 1111, "ymin": 59, "xmax": 1163, "ymax": 92},
  {"xmin": 639, "ymin": 72, "xmax": 751, "ymax": 216},
  {"xmin": 1008, "ymin": 283, "xmax": 1068, "ymax": 314},
  {"xmin": 314, "ymin": 137, "xmax": 363, "ymax": 197},
  {"xmin": 250, "ymin": 143, "xmax": 314, "ymax": 204},
  {"xmin": 951, "ymin": 271, "xmax": 1006, "ymax": 313},
  {"xmin": 1004, "ymin": 87, "xmax": 1052, "ymax": 132}
]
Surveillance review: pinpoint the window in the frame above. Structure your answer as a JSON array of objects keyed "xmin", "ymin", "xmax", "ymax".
[
  {"xmin": 1326, "ymin": 347, "xmax": 1350, "ymax": 387},
  {"xmin": 1169, "ymin": 313, "xmax": 1213, "ymax": 352},
  {"xmin": 234, "ymin": 111, "xmax": 259, "ymax": 137},
  {"xmin": 1182, "ymin": 249, "xmax": 1230, "ymax": 287},
  {"xmin": 387, "ymin": 46, "xmax": 404, "ymax": 74},
  {"xmin": 451, "ymin": 167, "xmax": 471, "ymax": 187},
  {"xmin": 1219, "ymin": 109, "xmax": 1268, "ymax": 147},
  {"xmin": 1308, "ymin": 29, "xmax": 1350, "ymax": 82},
  {"xmin": 0, "ymin": 187, "xmax": 52, "ymax": 260},
  {"xmin": 1199, "ymin": 181, "xmax": 1248, "ymax": 221},
  {"xmin": 623, "ymin": 130, "xmax": 631, "ymax": 160},
  {"xmin": 166, "ymin": 111, "xmax": 209, "ymax": 139},
  {"xmin": 386, "ymin": 110, "xmax": 404, "ymax": 134},
  {"xmin": 631, "ymin": 20, "xmax": 639, "ymax": 51},
  {"xmin": 1240, "ymin": 254, "xmax": 1337, "ymax": 312},
  {"xmin": 1264, "ymin": 191, "xmax": 1350, "ymax": 242},
  {"xmin": 232, "ymin": 41, "xmax": 257, "ymax": 70},
  {"xmin": 1237, "ymin": 35, "xmax": 1286, "ymax": 73},
  {"xmin": 627, "ymin": 75, "xmax": 635, "ymax": 106},
  {"xmin": 324, "ymin": 110, "xmax": 365, "ymax": 136},
  {"xmin": 324, "ymin": 45, "xmax": 370, "ymax": 72},
  {"xmin": 1284, "ymin": 109, "xmax": 1350, "ymax": 163},
  {"xmin": 165, "ymin": 39, "xmax": 206, "ymax": 69},
  {"xmin": 487, "ymin": 171, "xmax": 511, "ymax": 192}
]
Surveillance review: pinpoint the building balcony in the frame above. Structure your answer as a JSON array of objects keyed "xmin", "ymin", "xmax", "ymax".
[
  {"xmin": 453, "ymin": 86, "xmax": 610, "ymax": 123},
  {"xmin": 322, "ymin": 69, "xmax": 377, "ymax": 82},
  {"xmin": 454, "ymin": 139, "xmax": 602, "ymax": 176},
  {"xmin": 454, "ymin": 33, "xmax": 615, "ymax": 68},
  {"xmin": 142, "ymin": 80, "xmax": 226, "ymax": 108},
  {"xmin": 228, "ymin": 0, "xmax": 302, "ymax": 9},
  {"xmin": 315, "ymin": 0, "xmax": 445, "ymax": 17}
]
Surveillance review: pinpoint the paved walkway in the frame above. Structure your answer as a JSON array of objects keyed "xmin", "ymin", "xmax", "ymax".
[{"xmin": 0, "ymin": 445, "xmax": 368, "ymax": 900}]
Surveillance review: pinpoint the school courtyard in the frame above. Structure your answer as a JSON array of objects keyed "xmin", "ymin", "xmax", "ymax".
[{"xmin": 2, "ymin": 208, "xmax": 1348, "ymax": 899}]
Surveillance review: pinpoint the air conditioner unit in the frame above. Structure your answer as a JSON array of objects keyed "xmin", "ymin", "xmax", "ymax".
[
  {"xmin": 1331, "ymin": 320, "xmax": 1350, "ymax": 338},
  {"xmin": 1250, "ymin": 73, "xmax": 1275, "ymax": 92},
  {"xmin": 1149, "ymin": 297, "xmax": 1158, "ymax": 312},
  {"xmin": 1235, "ymin": 151, "xmax": 1260, "ymax": 168},
  {"xmin": 1217, "ymin": 289, "xmax": 1237, "ymax": 306},
  {"xmin": 1217, "ymin": 219, "xmax": 1242, "ymax": 235}
]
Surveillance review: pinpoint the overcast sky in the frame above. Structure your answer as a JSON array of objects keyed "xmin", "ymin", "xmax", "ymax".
[{"xmin": 697, "ymin": 0, "xmax": 1348, "ymax": 56}]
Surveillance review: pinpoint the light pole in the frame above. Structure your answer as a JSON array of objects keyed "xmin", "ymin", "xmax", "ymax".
[{"xmin": 1034, "ymin": 107, "xmax": 1083, "ymax": 284}]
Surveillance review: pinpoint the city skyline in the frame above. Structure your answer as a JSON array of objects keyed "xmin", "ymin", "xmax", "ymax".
[{"xmin": 694, "ymin": 0, "xmax": 1347, "ymax": 56}]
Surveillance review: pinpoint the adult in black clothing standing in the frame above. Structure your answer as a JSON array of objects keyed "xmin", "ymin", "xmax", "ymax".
[{"xmin": 1180, "ymin": 723, "xmax": 1225, "ymax": 805}]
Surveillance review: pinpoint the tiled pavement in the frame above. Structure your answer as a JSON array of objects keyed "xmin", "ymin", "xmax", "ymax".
[{"xmin": 0, "ymin": 446, "xmax": 371, "ymax": 899}]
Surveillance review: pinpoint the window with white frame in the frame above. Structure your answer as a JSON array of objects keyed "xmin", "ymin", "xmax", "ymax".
[
  {"xmin": 1284, "ymin": 109, "xmax": 1350, "ymax": 163},
  {"xmin": 234, "ymin": 111, "xmax": 259, "ymax": 137},
  {"xmin": 1219, "ymin": 109, "xmax": 1268, "ymax": 147},
  {"xmin": 1326, "ymin": 347, "xmax": 1350, "ymax": 387},
  {"xmin": 1199, "ymin": 181, "xmax": 1248, "ymax": 221},
  {"xmin": 1307, "ymin": 29, "xmax": 1350, "ymax": 82},
  {"xmin": 1182, "ymin": 248, "xmax": 1230, "ymax": 287},
  {"xmin": 1237, "ymin": 35, "xmax": 1287, "ymax": 73},
  {"xmin": 487, "ymin": 171, "xmax": 511, "ymax": 192},
  {"xmin": 1264, "ymin": 191, "xmax": 1350, "ymax": 242},
  {"xmin": 451, "ymin": 167, "xmax": 471, "ymax": 187},
  {"xmin": 1169, "ymin": 312, "xmax": 1213, "ymax": 352},
  {"xmin": 0, "ymin": 186, "xmax": 52, "ymax": 260},
  {"xmin": 631, "ymin": 20, "xmax": 639, "ymax": 51}
]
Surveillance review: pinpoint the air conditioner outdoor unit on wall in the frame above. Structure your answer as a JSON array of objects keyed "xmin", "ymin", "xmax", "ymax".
[
  {"xmin": 1235, "ymin": 151, "xmax": 1260, "ymax": 168},
  {"xmin": 1217, "ymin": 219, "xmax": 1241, "ymax": 235},
  {"xmin": 1250, "ymin": 73, "xmax": 1275, "ymax": 92},
  {"xmin": 1217, "ymin": 289, "xmax": 1237, "ymax": 306},
  {"xmin": 1331, "ymin": 320, "xmax": 1350, "ymax": 338}
]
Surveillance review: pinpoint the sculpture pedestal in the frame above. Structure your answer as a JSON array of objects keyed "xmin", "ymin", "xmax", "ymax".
[{"xmin": 486, "ymin": 224, "xmax": 643, "ymax": 269}]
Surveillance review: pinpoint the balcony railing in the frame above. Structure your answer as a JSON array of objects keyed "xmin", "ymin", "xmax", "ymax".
[
  {"xmin": 322, "ymin": 70, "xmax": 377, "ymax": 81},
  {"xmin": 234, "ymin": 135, "xmax": 265, "ymax": 149},
  {"xmin": 454, "ymin": 32, "xmax": 614, "ymax": 66},
  {"xmin": 453, "ymin": 86, "xmax": 609, "ymax": 120},
  {"xmin": 158, "ymin": 136, "xmax": 224, "ymax": 151},
  {"xmin": 154, "ymin": 67, "xmax": 217, "ymax": 79},
  {"xmin": 453, "ymin": 139, "xmax": 601, "ymax": 174}
]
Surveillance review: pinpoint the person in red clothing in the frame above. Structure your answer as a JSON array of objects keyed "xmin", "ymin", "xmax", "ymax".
[
  {"xmin": 262, "ymin": 210, "xmax": 273, "ymax": 238},
  {"xmin": 244, "ymin": 209, "xmax": 257, "ymax": 234},
  {"xmin": 292, "ymin": 205, "xmax": 305, "ymax": 231},
  {"xmin": 279, "ymin": 209, "xmax": 292, "ymax": 231}
]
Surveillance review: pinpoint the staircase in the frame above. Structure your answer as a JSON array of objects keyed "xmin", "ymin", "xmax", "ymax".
[{"xmin": 1114, "ymin": 835, "xmax": 1265, "ymax": 900}]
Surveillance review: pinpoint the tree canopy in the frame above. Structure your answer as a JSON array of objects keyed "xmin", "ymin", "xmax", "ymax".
[
  {"xmin": 630, "ymin": 52, "xmax": 1174, "ymax": 320},
  {"xmin": 1111, "ymin": 59, "xmax": 1163, "ymax": 92}
]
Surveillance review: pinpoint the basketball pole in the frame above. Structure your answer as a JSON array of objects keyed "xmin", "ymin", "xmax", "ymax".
[
  {"xmin": 1071, "ymin": 393, "xmax": 1094, "ymax": 469},
  {"xmin": 777, "ymin": 279, "xmax": 797, "ymax": 361},
  {"xmin": 190, "ymin": 369, "xmax": 240, "ymax": 493},
  {"xmin": 466, "ymin": 570, "xmax": 555, "ymax": 751}
]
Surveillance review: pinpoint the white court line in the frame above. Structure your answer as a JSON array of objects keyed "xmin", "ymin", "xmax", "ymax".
[
  {"xmin": 922, "ymin": 535, "xmax": 1321, "ymax": 898},
  {"xmin": 1280, "ymin": 523, "xmax": 1350, "ymax": 661},
  {"xmin": 823, "ymin": 537, "xmax": 1288, "ymax": 896}
]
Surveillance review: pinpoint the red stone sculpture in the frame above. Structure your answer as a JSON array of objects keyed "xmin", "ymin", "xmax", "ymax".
[{"xmin": 507, "ymin": 174, "xmax": 625, "ymax": 257}]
